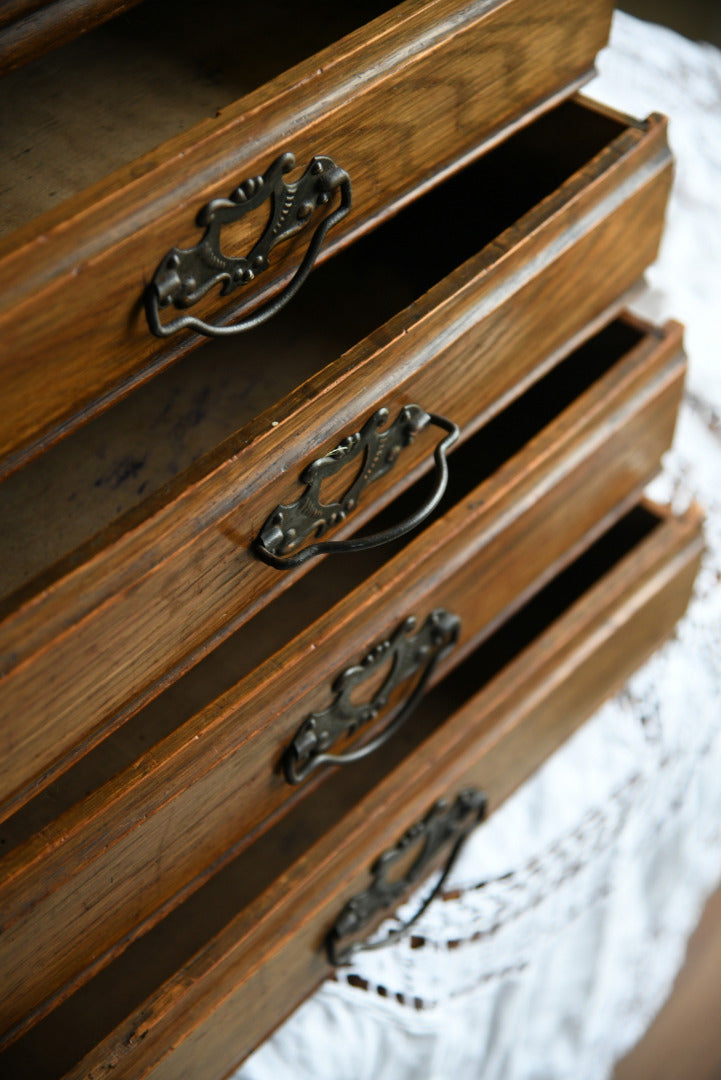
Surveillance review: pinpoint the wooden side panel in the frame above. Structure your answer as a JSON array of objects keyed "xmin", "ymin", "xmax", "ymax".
[
  {"xmin": 34, "ymin": 503, "xmax": 700, "ymax": 1080},
  {"xmin": 0, "ymin": 320, "xmax": 686, "ymax": 1043},
  {"xmin": 0, "ymin": 0, "xmax": 615, "ymax": 469},
  {"xmin": 0, "ymin": 113, "xmax": 673, "ymax": 820}
]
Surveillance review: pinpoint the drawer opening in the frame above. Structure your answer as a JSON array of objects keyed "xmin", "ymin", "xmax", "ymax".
[
  {"xmin": 364, "ymin": 317, "xmax": 646, "ymax": 536},
  {"xmin": 0, "ymin": 502, "xmax": 663, "ymax": 1076},
  {"xmin": 0, "ymin": 0, "xmax": 394, "ymax": 235},
  {"xmin": 0, "ymin": 315, "xmax": 648, "ymax": 853},
  {"xmin": 396, "ymin": 504, "xmax": 660, "ymax": 738},
  {"xmin": 0, "ymin": 88, "xmax": 632, "ymax": 612}
]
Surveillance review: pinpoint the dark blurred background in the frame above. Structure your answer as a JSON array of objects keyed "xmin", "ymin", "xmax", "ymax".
[{"xmin": 622, "ymin": 0, "xmax": 721, "ymax": 46}]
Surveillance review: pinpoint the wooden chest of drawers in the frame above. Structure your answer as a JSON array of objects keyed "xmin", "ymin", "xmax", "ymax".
[{"xmin": 0, "ymin": 2, "xmax": 702, "ymax": 1076}]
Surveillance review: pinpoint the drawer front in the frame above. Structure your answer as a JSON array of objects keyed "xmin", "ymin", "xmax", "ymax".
[
  {"xmin": 0, "ymin": 100, "xmax": 673, "ymax": 820},
  {"xmin": 0, "ymin": 500, "xmax": 701, "ymax": 1078},
  {"xmin": 0, "ymin": 0, "xmax": 613, "ymax": 471},
  {"xmin": 0, "ymin": 313, "xmax": 686, "ymax": 1042}
]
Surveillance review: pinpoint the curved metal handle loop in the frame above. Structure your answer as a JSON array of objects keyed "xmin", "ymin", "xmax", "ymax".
[
  {"xmin": 283, "ymin": 609, "xmax": 461, "ymax": 785},
  {"xmin": 255, "ymin": 410, "xmax": 460, "ymax": 571},
  {"xmin": 332, "ymin": 820, "xmax": 467, "ymax": 961},
  {"xmin": 327, "ymin": 788, "xmax": 487, "ymax": 967},
  {"xmin": 145, "ymin": 152, "xmax": 351, "ymax": 339}
]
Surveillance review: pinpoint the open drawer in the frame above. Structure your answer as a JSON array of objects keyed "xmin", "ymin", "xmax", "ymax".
[
  {"xmin": 0, "ymin": 98, "xmax": 674, "ymax": 819},
  {"xmin": 0, "ymin": 498, "xmax": 703, "ymax": 1079},
  {"xmin": 0, "ymin": 311, "xmax": 686, "ymax": 1043},
  {"xmin": 0, "ymin": 0, "xmax": 614, "ymax": 468}
]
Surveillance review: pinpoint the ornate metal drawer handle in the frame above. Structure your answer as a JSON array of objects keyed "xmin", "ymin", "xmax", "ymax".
[
  {"xmin": 145, "ymin": 151, "xmax": 351, "ymax": 339},
  {"xmin": 327, "ymin": 788, "xmax": 487, "ymax": 966},
  {"xmin": 255, "ymin": 405, "xmax": 460, "ymax": 570},
  {"xmin": 283, "ymin": 609, "xmax": 461, "ymax": 785}
]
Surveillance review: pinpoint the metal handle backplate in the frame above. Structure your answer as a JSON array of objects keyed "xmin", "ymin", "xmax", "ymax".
[
  {"xmin": 145, "ymin": 151, "xmax": 351, "ymax": 338},
  {"xmin": 327, "ymin": 788, "xmax": 487, "ymax": 966},
  {"xmin": 255, "ymin": 405, "xmax": 459, "ymax": 570},
  {"xmin": 283, "ymin": 609, "xmax": 461, "ymax": 785}
]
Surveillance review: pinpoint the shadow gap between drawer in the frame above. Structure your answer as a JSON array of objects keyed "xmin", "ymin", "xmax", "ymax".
[
  {"xmin": 0, "ymin": 314, "xmax": 647, "ymax": 854},
  {"xmin": 0, "ymin": 501, "xmax": 666, "ymax": 1074}
]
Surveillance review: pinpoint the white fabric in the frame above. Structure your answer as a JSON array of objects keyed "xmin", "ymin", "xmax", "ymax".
[{"xmin": 236, "ymin": 14, "xmax": 721, "ymax": 1079}]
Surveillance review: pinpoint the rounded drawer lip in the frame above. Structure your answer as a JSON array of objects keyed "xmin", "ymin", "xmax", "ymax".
[
  {"xmin": 0, "ymin": 496, "xmax": 703, "ymax": 1074},
  {"xmin": 0, "ymin": 99, "xmax": 674, "ymax": 823},
  {"xmin": 0, "ymin": 310, "xmax": 688, "ymax": 1044},
  {"xmin": 0, "ymin": 0, "xmax": 615, "ymax": 472}
]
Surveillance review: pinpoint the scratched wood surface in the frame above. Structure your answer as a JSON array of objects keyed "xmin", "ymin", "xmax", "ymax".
[
  {"xmin": 0, "ymin": 100, "xmax": 674, "ymax": 823},
  {"xmin": 0, "ymin": 0, "xmax": 614, "ymax": 472},
  {"xmin": 0, "ymin": 500, "xmax": 702, "ymax": 1079},
  {"xmin": 0, "ymin": 312, "xmax": 687, "ymax": 1043}
]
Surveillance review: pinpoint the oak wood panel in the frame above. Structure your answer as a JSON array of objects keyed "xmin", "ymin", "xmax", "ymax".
[
  {"xmin": 10, "ymin": 502, "xmax": 699, "ymax": 1080},
  {"xmin": 0, "ymin": 315, "xmax": 687, "ymax": 1043},
  {"xmin": 0, "ymin": 0, "xmax": 615, "ymax": 471},
  {"xmin": 0, "ymin": 105, "xmax": 673, "ymax": 821}
]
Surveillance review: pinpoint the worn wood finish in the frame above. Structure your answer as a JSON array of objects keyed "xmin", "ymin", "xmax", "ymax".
[
  {"xmin": 0, "ymin": 313, "xmax": 687, "ymax": 1044},
  {"xmin": 0, "ymin": 501, "xmax": 700, "ymax": 1080},
  {"xmin": 0, "ymin": 0, "xmax": 615, "ymax": 471},
  {"xmin": 0, "ymin": 0, "xmax": 144, "ymax": 76},
  {"xmin": 0, "ymin": 103, "xmax": 674, "ymax": 821}
]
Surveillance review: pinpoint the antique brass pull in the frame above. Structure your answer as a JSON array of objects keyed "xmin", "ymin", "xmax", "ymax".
[
  {"xmin": 283, "ymin": 609, "xmax": 461, "ymax": 785},
  {"xmin": 255, "ymin": 406, "xmax": 459, "ymax": 570},
  {"xmin": 327, "ymin": 789, "xmax": 487, "ymax": 966},
  {"xmin": 145, "ymin": 151, "xmax": 351, "ymax": 338}
]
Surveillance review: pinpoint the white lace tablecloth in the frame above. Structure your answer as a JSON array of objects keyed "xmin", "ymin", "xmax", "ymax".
[{"xmin": 237, "ymin": 14, "xmax": 721, "ymax": 1079}]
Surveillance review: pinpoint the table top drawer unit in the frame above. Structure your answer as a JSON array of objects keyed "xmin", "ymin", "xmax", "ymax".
[
  {"xmin": 0, "ymin": 497, "xmax": 703, "ymax": 1080},
  {"xmin": 0, "ymin": 311, "xmax": 687, "ymax": 1046},
  {"xmin": 0, "ymin": 0, "xmax": 614, "ymax": 472},
  {"xmin": 0, "ymin": 98, "xmax": 673, "ymax": 822}
]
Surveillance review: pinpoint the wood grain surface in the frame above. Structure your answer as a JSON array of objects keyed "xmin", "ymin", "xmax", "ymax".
[
  {"xmin": 0, "ymin": 0, "xmax": 614, "ymax": 472},
  {"xmin": 0, "ymin": 313, "xmax": 687, "ymax": 1045},
  {"xmin": 0, "ymin": 500, "xmax": 701, "ymax": 1079},
  {"xmin": 0, "ymin": 102, "xmax": 673, "ymax": 822}
]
